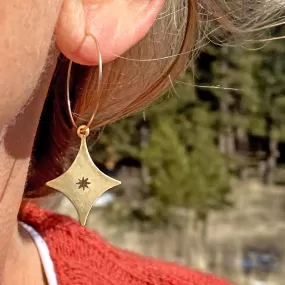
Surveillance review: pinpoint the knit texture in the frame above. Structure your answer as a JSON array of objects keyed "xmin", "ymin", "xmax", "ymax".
[{"xmin": 19, "ymin": 203, "xmax": 233, "ymax": 285}]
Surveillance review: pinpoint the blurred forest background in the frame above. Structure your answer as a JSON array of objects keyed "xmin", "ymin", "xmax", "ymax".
[{"xmin": 58, "ymin": 27, "xmax": 285, "ymax": 285}]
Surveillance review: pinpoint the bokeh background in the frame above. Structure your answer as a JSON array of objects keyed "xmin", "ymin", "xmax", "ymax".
[{"xmin": 56, "ymin": 26, "xmax": 285, "ymax": 285}]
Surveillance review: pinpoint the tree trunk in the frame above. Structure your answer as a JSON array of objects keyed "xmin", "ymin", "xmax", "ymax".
[
  {"xmin": 235, "ymin": 127, "xmax": 249, "ymax": 180},
  {"xmin": 263, "ymin": 117, "xmax": 278, "ymax": 185},
  {"xmin": 139, "ymin": 124, "xmax": 151, "ymax": 197},
  {"xmin": 135, "ymin": 120, "xmax": 151, "ymax": 200},
  {"xmin": 219, "ymin": 101, "xmax": 236, "ymax": 155},
  {"xmin": 219, "ymin": 47, "xmax": 235, "ymax": 157}
]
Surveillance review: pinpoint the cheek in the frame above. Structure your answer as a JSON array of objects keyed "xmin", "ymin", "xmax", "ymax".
[{"xmin": 0, "ymin": 0, "xmax": 62, "ymax": 130}]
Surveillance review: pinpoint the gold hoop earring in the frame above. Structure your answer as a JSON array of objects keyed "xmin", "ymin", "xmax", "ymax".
[{"xmin": 46, "ymin": 34, "xmax": 121, "ymax": 226}]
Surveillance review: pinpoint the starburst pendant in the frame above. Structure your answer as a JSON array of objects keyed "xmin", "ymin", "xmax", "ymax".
[{"xmin": 46, "ymin": 130, "xmax": 121, "ymax": 226}]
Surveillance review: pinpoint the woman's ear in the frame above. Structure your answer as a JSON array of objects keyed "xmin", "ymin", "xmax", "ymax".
[{"xmin": 55, "ymin": 0, "xmax": 165, "ymax": 65}]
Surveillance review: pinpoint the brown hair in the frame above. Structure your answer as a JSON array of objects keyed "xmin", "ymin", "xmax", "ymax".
[{"xmin": 25, "ymin": 0, "xmax": 284, "ymax": 198}]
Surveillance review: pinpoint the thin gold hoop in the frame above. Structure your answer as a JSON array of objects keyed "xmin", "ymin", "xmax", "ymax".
[{"xmin": 66, "ymin": 33, "xmax": 103, "ymax": 134}]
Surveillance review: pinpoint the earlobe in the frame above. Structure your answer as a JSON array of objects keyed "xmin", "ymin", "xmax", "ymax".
[{"xmin": 55, "ymin": 0, "xmax": 166, "ymax": 66}]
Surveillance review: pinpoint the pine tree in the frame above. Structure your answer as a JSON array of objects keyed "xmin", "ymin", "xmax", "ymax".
[
  {"xmin": 142, "ymin": 98, "xmax": 231, "ymax": 226},
  {"xmin": 196, "ymin": 43, "xmax": 263, "ymax": 178},
  {"xmin": 195, "ymin": 45, "xmax": 238, "ymax": 173},
  {"xmin": 248, "ymin": 28, "xmax": 285, "ymax": 184}
]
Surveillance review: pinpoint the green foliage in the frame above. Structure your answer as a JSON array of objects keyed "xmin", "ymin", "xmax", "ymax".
[
  {"xmin": 142, "ymin": 117, "xmax": 193, "ymax": 208},
  {"xmin": 250, "ymin": 32, "xmax": 285, "ymax": 140},
  {"xmin": 141, "ymin": 102, "xmax": 231, "ymax": 222},
  {"xmin": 91, "ymin": 27, "xmax": 285, "ymax": 224},
  {"xmin": 94, "ymin": 116, "xmax": 141, "ymax": 163}
]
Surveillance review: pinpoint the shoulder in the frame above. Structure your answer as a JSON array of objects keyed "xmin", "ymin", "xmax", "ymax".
[{"xmin": 19, "ymin": 203, "xmax": 233, "ymax": 285}]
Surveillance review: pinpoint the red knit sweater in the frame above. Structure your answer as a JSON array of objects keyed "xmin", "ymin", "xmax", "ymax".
[{"xmin": 19, "ymin": 203, "xmax": 233, "ymax": 285}]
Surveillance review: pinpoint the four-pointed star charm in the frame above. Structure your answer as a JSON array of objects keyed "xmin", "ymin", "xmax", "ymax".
[{"xmin": 46, "ymin": 136, "xmax": 121, "ymax": 226}]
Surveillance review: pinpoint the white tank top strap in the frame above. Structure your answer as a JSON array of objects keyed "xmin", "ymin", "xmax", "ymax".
[{"xmin": 19, "ymin": 222, "xmax": 58, "ymax": 285}]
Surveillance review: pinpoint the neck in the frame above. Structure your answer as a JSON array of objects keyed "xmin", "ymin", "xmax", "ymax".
[{"xmin": 0, "ymin": 52, "xmax": 58, "ymax": 283}]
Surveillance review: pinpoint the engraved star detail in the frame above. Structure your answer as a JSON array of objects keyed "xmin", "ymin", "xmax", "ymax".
[
  {"xmin": 76, "ymin": 177, "xmax": 91, "ymax": 191},
  {"xmin": 46, "ymin": 137, "xmax": 121, "ymax": 226}
]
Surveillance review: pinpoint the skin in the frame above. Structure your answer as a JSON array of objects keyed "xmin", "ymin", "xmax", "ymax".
[{"xmin": 0, "ymin": 0, "xmax": 165, "ymax": 284}]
